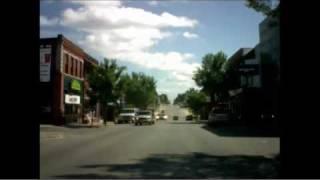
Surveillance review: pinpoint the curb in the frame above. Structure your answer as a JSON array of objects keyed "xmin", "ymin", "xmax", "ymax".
[{"xmin": 41, "ymin": 132, "xmax": 64, "ymax": 140}]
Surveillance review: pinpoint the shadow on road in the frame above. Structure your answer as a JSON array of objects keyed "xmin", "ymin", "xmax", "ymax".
[
  {"xmin": 202, "ymin": 124, "xmax": 279, "ymax": 138},
  {"xmin": 54, "ymin": 153, "xmax": 279, "ymax": 179},
  {"xmin": 169, "ymin": 121, "xmax": 201, "ymax": 125}
]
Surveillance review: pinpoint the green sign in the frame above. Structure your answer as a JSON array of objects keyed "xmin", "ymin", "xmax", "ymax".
[{"xmin": 71, "ymin": 80, "xmax": 81, "ymax": 91}]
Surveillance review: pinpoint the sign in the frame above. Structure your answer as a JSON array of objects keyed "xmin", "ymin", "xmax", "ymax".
[
  {"xmin": 65, "ymin": 94, "xmax": 81, "ymax": 104},
  {"xmin": 40, "ymin": 48, "xmax": 51, "ymax": 82},
  {"xmin": 71, "ymin": 80, "xmax": 81, "ymax": 91}
]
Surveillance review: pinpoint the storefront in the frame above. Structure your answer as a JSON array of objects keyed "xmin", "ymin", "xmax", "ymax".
[
  {"xmin": 64, "ymin": 77, "xmax": 83, "ymax": 123},
  {"xmin": 40, "ymin": 34, "xmax": 99, "ymax": 125}
]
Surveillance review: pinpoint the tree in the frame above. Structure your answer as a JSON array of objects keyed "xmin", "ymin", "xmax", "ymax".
[
  {"xmin": 245, "ymin": 0, "xmax": 280, "ymax": 18},
  {"xmin": 193, "ymin": 51, "xmax": 228, "ymax": 105},
  {"xmin": 159, "ymin": 94, "xmax": 170, "ymax": 104},
  {"xmin": 173, "ymin": 93, "xmax": 187, "ymax": 106},
  {"xmin": 123, "ymin": 72, "xmax": 158, "ymax": 109},
  {"xmin": 87, "ymin": 58, "xmax": 126, "ymax": 121},
  {"xmin": 178, "ymin": 88, "xmax": 207, "ymax": 116}
]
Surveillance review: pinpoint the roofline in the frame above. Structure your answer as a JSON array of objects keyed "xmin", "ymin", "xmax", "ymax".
[{"xmin": 40, "ymin": 34, "xmax": 100, "ymax": 65}]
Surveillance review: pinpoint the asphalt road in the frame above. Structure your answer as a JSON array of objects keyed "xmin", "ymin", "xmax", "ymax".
[{"xmin": 40, "ymin": 105, "xmax": 280, "ymax": 179}]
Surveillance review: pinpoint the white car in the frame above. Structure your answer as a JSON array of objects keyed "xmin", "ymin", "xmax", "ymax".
[
  {"xmin": 158, "ymin": 111, "xmax": 168, "ymax": 120},
  {"xmin": 117, "ymin": 108, "xmax": 138, "ymax": 124},
  {"xmin": 135, "ymin": 110, "xmax": 155, "ymax": 125}
]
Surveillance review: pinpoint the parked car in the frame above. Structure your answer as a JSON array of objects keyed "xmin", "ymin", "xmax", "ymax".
[
  {"xmin": 155, "ymin": 112, "xmax": 160, "ymax": 120},
  {"xmin": 135, "ymin": 110, "xmax": 155, "ymax": 125},
  {"xmin": 116, "ymin": 108, "xmax": 138, "ymax": 124},
  {"xmin": 185, "ymin": 115, "xmax": 193, "ymax": 121},
  {"xmin": 173, "ymin": 116, "xmax": 179, "ymax": 120},
  {"xmin": 208, "ymin": 106, "xmax": 230, "ymax": 125}
]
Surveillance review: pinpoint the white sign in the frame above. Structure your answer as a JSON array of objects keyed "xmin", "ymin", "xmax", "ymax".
[
  {"xmin": 40, "ymin": 48, "xmax": 52, "ymax": 82},
  {"xmin": 65, "ymin": 94, "xmax": 81, "ymax": 104}
]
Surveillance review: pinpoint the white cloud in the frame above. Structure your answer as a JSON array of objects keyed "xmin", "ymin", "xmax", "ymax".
[
  {"xmin": 40, "ymin": 15, "xmax": 59, "ymax": 26},
  {"xmin": 70, "ymin": 1, "xmax": 122, "ymax": 7},
  {"xmin": 183, "ymin": 31, "xmax": 199, "ymax": 39},
  {"xmin": 50, "ymin": 1, "xmax": 201, "ymax": 100},
  {"xmin": 61, "ymin": 1, "xmax": 198, "ymax": 29},
  {"xmin": 148, "ymin": 0, "xmax": 159, "ymax": 6}
]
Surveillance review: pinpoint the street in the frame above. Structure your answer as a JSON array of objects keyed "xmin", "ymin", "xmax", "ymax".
[{"xmin": 41, "ymin": 106, "xmax": 279, "ymax": 179}]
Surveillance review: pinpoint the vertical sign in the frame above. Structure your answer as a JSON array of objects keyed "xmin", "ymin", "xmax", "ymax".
[{"xmin": 40, "ymin": 48, "xmax": 52, "ymax": 82}]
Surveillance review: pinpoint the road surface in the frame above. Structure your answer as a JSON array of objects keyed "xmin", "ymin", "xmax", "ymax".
[{"xmin": 40, "ymin": 105, "xmax": 279, "ymax": 179}]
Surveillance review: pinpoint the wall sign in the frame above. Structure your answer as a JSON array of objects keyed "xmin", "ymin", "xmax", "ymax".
[
  {"xmin": 65, "ymin": 94, "xmax": 81, "ymax": 104},
  {"xmin": 71, "ymin": 80, "xmax": 81, "ymax": 91}
]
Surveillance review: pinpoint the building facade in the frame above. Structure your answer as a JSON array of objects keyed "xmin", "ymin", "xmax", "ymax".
[
  {"xmin": 40, "ymin": 34, "xmax": 99, "ymax": 125},
  {"xmin": 226, "ymin": 15, "xmax": 280, "ymax": 125}
]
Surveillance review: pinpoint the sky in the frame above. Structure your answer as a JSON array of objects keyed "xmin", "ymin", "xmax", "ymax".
[{"xmin": 40, "ymin": 0, "xmax": 267, "ymax": 102}]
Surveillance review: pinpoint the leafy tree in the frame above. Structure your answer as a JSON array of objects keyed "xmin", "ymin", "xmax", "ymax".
[
  {"xmin": 177, "ymin": 88, "xmax": 207, "ymax": 116},
  {"xmin": 173, "ymin": 93, "xmax": 187, "ymax": 106},
  {"xmin": 193, "ymin": 51, "xmax": 228, "ymax": 104},
  {"xmin": 245, "ymin": 0, "xmax": 280, "ymax": 18},
  {"xmin": 123, "ymin": 72, "xmax": 158, "ymax": 109},
  {"xmin": 87, "ymin": 58, "xmax": 126, "ymax": 120},
  {"xmin": 159, "ymin": 94, "xmax": 170, "ymax": 104}
]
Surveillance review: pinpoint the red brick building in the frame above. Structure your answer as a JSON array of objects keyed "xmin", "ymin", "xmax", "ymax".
[{"xmin": 40, "ymin": 34, "xmax": 98, "ymax": 125}]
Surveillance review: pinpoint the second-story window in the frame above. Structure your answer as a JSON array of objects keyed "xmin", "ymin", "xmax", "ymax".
[
  {"xmin": 64, "ymin": 53, "xmax": 68, "ymax": 73},
  {"xmin": 73, "ymin": 57, "xmax": 76, "ymax": 76}
]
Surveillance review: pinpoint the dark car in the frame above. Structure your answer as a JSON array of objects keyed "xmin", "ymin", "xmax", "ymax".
[
  {"xmin": 185, "ymin": 115, "xmax": 193, "ymax": 121},
  {"xmin": 173, "ymin": 116, "xmax": 179, "ymax": 120}
]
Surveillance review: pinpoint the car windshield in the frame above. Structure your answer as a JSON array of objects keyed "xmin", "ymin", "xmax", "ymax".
[
  {"xmin": 120, "ymin": 109, "xmax": 135, "ymax": 114},
  {"xmin": 138, "ymin": 111, "xmax": 151, "ymax": 115}
]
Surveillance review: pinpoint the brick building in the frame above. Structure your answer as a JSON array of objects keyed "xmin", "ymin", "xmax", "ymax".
[{"xmin": 40, "ymin": 34, "xmax": 99, "ymax": 125}]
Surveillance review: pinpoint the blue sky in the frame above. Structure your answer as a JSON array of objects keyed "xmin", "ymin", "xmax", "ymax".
[{"xmin": 40, "ymin": 0, "xmax": 266, "ymax": 102}]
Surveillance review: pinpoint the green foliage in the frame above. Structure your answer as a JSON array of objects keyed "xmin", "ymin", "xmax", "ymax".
[
  {"xmin": 173, "ymin": 93, "xmax": 187, "ymax": 106},
  {"xmin": 122, "ymin": 72, "xmax": 158, "ymax": 109},
  {"xmin": 193, "ymin": 51, "xmax": 228, "ymax": 103},
  {"xmin": 174, "ymin": 88, "xmax": 207, "ymax": 115},
  {"xmin": 245, "ymin": 0, "xmax": 280, "ymax": 18},
  {"xmin": 159, "ymin": 94, "xmax": 170, "ymax": 104},
  {"xmin": 87, "ymin": 58, "xmax": 126, "ymax": 107}
]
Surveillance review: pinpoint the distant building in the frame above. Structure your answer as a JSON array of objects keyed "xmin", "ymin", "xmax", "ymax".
[{"xmin": 40, "ymin": 34, "xmax": 99, "ymax": 125}]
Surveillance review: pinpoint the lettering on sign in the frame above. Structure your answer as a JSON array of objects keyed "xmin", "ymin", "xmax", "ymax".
[{"xmin": 65, "ymin": 94, "xmax": 81, "ymax": 104}]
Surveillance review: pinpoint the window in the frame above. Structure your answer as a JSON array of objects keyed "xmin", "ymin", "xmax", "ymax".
[
  {"xmin": 80, "ymin": 62, "xmax": 83, "ymax": 78},
  {"xmin": 64, "ymin": 53, "xmax": 68, "ymax": 73},
  {"xmin": 68, "ymin": 55, "xmax": 72, "ymax": 74},
  {"xmin": 77, "ymin": 60, "xmax": 80, "ymax": 77},
  {"xmin": 73, "ymin": 58, "xmax": 76, "ymax": 76},
  {"xmin": 69, "ymin": 57, "xmax": 73, "ymax": 75}
]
